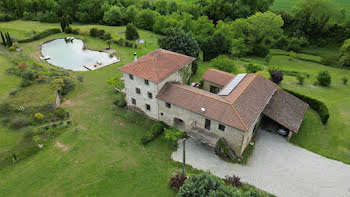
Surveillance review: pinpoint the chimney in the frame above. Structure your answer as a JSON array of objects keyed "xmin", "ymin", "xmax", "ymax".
[{"xmin": 134, "ymin": 52, "xmax": 137, "ymax": 62}]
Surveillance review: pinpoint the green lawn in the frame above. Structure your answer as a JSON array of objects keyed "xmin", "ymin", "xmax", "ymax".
[
  {"xmin": 271, "ymin": 0, "xmax": 350, "ymax": 11},
  {"xmin": 0, "ymin": 20, "xmax": 348, "ymax": 196},
  {"xmin": 0, "ymin": 21, "xmax": 197, "ymax": 197}
]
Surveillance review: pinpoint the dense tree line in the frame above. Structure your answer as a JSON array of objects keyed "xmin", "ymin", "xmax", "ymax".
[{"xmin": 1, "ymin": 0, "xmax": 350, "ymax": 64}]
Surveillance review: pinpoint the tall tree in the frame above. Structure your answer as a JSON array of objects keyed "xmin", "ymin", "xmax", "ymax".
[
  {"xmin": 293, "ymin": 0, "xmax": 343, "ymax": 38},
  {"xmin": 103, "ymin": 6, "xmax": 124, "ymax": 26},
  {"xmin": 202, "ymin": 32, "xmax": 232, "ymax": 61},
  {"xmin": 158, "ymin": 27, "xmax": 200, "ymax": 58}
]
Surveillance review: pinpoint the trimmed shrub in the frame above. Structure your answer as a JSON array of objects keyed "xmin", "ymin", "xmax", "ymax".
[
  {"xmin": 125, "ymin": 23, "xmax": 139, "ymax": 40},
  {"xmin": 18, "ymin": 28, "xmax": 61, "ymax": 43},
  {"xmin": 244, "ymin": 63, "xmax": 263, "ymax": 73},
  {"xmin": 269, "ymin": 70, "xmax": 284, "ymax": 84},
  {"xmin": 141, "ymin": 122, "xmax": 167, "ymax": 144},
  {"xmin": 71, "ymin": 28, "xmax": 80, "ymax": 35},
  {"xmin": 342, "ymin": 77, "xmax": 348, "ymax": 85},
  {"xmin": 89, "ymin": 28, "xmax": 99, "ymax": 37},
  {"xmin": 317, "ymin": 71, "xmax": 331, "ymax": 87},
  {"xmin": 102, "ymin": 32, "xmax": 112, "ymax": 40},
  {"xmin": 283, "ymin": 88, "xmax": 329, "ymax": 124},
  {"xmin": 170, "ymin": 172, "xmax": 187, "ymax": 191}
]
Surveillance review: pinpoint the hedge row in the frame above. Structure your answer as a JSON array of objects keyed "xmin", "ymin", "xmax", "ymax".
[
  {"xmin": 18, "ymin": 28, "xmax": 61, "ymax": 43},
  {"xmin": 141, "ymin": 122, "xmax": 168, "ymax": 144},
  {"xmin": 283, "ymin": 88, "xmax": 329, "ymax": 124}
]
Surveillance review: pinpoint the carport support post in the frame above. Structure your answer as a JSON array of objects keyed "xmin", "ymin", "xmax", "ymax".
[{"xmin": 182, "ymin": 138, "xmax": 186, "ymax": 177}]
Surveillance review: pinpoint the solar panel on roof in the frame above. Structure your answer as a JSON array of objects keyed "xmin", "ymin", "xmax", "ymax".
[{"xmin": 218, "ymin": 74, "xmax": 247, "ymax": 96}]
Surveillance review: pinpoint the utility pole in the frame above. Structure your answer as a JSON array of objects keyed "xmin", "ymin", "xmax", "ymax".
[{"xmin": 182, "ymin": 138, "xmax": 186, "ymax": 177}]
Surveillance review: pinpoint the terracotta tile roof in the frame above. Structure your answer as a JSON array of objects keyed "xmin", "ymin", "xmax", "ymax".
[
  {"xmin": 157, "ymin": 73, "xmax": 279, "ymax": 131},
  {"xmin": 263, "ymin": 89, "xmax": 309, "ymax": 133},
  {"xmin": 201, "ymin": 69, "xmax": 236, "ymax": 86},
  {"xmin": 119, "ymin": 49, "xmax": 196, "ymax": 83},
  {"xmin": 233, "ymin": 75, "xmax": 278, "ymax": 128},
  {"xmin": 156, "ymin": 83, "xmax": 247, "ymax": 131}
]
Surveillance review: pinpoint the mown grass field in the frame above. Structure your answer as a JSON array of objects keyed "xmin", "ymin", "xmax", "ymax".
[
  {"xmin": 0, "ymin": 20, "xmax": 349, "ymax": 196},
  {"xmin": 271, "ymin": 0, "xmax": 350, "ymax": 11},
  {"xmin": 0, "ymin": 21, "xmax": 272, "ymax": 196}
]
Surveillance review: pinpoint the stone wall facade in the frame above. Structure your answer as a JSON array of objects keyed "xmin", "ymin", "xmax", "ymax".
[
  {"xmin": 123, "ymin": 72, "xmax": 159, "ymax": 119},
  {"xmin": 158, "ymin": 100, "xmax": 255, "ymax": 156},
  {"xmin": 122, "ymin": 62, "xmax": 259, "ymax": 156}
]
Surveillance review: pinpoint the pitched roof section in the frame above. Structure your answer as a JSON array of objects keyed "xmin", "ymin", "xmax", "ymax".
[
  {"xmin": 156, "ymin": 83, "xmax": 247, "ymax": 131},
  {"xmin": 157, "ymin": 73, "xmax": 279, "ymax": 132},
  {"xmin": 201, "ymin": 69, "xmax": 236, "ymax": 87},
  {"xmin": 233, "ymin": 75, "xmax": 278, "ymax": 128},
  {"xmin": 263, "ymin": 89, "xmax": 309, "ymax": 133},
  {"xmin": 119, "ymin": 49, "xmax": 196, "ymax": 83}
]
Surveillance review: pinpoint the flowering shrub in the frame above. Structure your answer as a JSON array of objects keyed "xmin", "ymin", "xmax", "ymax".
[{"xmin": 34, "ymin": 113, "xmax": 44, "ymax": 122}]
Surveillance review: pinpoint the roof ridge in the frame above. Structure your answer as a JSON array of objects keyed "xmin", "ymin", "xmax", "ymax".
[
  {"xmin": 170, "ymin": 83, "xmax": 229, "ymax": 104},
  {"xmin": 152, "ymin": 57, "xmax": 159, "ymax": 82},
  {"xmin": 230, "ymin": 104, "xmax": 248, "ymax": 131}
]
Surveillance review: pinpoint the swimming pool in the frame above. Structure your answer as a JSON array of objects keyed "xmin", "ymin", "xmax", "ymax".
[{"xmin": 41, "ymin": 38, "xmax": 119, "ymax": 71}]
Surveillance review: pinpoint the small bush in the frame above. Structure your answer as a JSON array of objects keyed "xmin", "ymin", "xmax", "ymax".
[
  {"xmin": 89, "ymin": 28, "xmax": 99, "ymax": 37},
  {"xmin": 18, "ymin": 28, "xmax": 61, "ymax": 43},
  {"xmin": 211, "ymin": 55, "xmax": 237, "ymax": 73},
  {"xmin": 71, "ymin": 28, "xmax": 80, "ymax": 35},
  {"xmin": 113, "ymin": 93, "xmax": 127, "ymax": 108},
  {"xmin": 269, "ymin": 70, "xmax": 284, "ymax": 84},
  {"xmin": 10, "ymin": 117, "xmax": 28, "ymax": 129},
  {"xmin": 141, "ymin": 122, "xmax": 167, "ymax": 144},
  {"xmin": 77, "ymin": 75, "xmax": 84, "ymax": 82},
  {"xmin": 317, "ymin": 71, "xmax": 331, "ymax": 87},
  {"xmin": 170, "ymin": 172, "xmax": 187, "ymax": 191},
  {"xmin": 21, "ymin": 70, "xmax": 36, "ymax": 81},
  {"xmin": 34, "ymin": 113, "xmax": 45, "ymax": 122},
  {"xmin": 103, "ymin": 32, "xmax": 112, "ymax": 40},
  {"xmin": 342, "ymin": 77, "xmax": 348, "ymax": 85},
  {"xmin": 21, "ymin": 79, "xmax": 33, "ymax": 87},
  {"xmin": 125, "ymin": 23, "xmax": 139, "ymax": 40},
  {"xmin": 64, "ymin": 26, "xmax": 72, "ymax": 33},
  {"xmin": 0, "ymin": 102, "xmax": 13, "ymax": 115},
  {"xmin": 225, "ymin": 175, "xmax": 242, "ymax": 188},
  {"xmin": 60, "ymin": 78, "xmax": 75, "ymax": 95},
  {"xmin": 284, "ymin": 88, "xmax": 329, "ymax": 124},
  {"xmin": 116, "ymin": 38, "xmax": 125, "ymax": 46},
  {"xmin": 296, "ymin": 74, "xmax": 305, "ymax": 85},
  {"xmin": 9, "ymin": 46, "xmax": 16, "ymax": 51},
  {"xmin": 56, "ymin": 107, "xmax": 66, "ymax": 119},
  {"xmin": 244, "ymin": 63, "xmax": 263, "ymax": 73},
  {"xmin": 124, "ymin": 40, "xmax": 134, "ymax": 48}
]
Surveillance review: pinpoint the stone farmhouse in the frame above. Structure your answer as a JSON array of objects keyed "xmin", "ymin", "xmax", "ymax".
[{"xmin": 119, "ymin": 49, "xmax": 308, "ymax": 157}]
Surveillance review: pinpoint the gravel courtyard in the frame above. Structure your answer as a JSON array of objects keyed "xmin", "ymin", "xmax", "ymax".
[{"xmin": 172, "ymin": 130, "xmax": 350, "ymax": 197}]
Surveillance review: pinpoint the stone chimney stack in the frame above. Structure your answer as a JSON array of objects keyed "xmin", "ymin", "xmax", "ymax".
[{"xmin": 134, "ymin": 52, "xmax": 137, "ymax": 62}]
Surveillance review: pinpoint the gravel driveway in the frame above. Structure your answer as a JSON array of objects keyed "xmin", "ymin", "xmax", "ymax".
[{"xmin": 172, "ymin": 130, "xmax": 350, "ymax": 197}]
